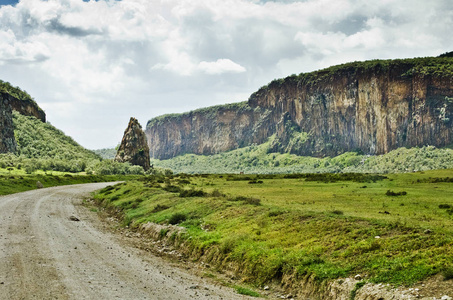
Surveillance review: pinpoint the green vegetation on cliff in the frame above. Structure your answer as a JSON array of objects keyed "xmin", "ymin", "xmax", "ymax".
[
  {"xmin": 0, "ymin": 79, "xmax": 35, "ymax": 102},
  {"xmin": 0, "ymin": 79, "xmax": 45, "ymax": 117},
  {"xmin": 146, "ymin": 101, "xmax": 250, "ymax": 128},
  {"xmin": 0, "ymin": 112, "xmax": 145, "ymax": 175},
  {"xmin": 93, "ymin": 169, "xmax": 453, "ymax": 288},
  {"xmin": 150, "ymin": 136, "xmax": 453, "ymax": 174},
  {"xmin": 258, "ymin": 55, "xmax": 453, "ymax": 94}
]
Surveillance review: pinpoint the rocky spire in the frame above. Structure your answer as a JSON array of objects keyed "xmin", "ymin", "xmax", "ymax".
[{"xmin": 115, "ymin": 117, "xmax": 150, "ymax": 171}]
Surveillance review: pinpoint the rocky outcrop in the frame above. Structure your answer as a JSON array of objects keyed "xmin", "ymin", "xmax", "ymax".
[
  {"xmin": 10, "ymin": 97, "xmax": 46, "ymax": 123},
  {"xmin": 146, "ymin": 56, "xmax": 453, "ymax": 159},
  {"xmin": 0, "ymin": 93, "xmax": 17, "ymax": 153},
  {"xmin": 115, "ymin": 117, "xmax": 150, "ymax": 171},
  {"xmin": 0, "ymin": 91, "xmax": 46, "ymax": 154}
]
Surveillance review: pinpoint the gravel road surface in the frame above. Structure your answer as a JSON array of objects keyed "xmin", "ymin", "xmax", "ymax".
[{"xmin": 0, "ymin": 183, "xmax": 257, "ymax": 300}]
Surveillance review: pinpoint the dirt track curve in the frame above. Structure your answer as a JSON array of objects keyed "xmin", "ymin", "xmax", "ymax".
[{"xmin": 0, "ymin": 183, "xmax": 256, "ymax": 300}]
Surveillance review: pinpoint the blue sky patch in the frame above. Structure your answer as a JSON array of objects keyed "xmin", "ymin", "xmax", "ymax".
[{"xmin": 0, "ymin": 0, "xmax": 19, "ymax": 6}]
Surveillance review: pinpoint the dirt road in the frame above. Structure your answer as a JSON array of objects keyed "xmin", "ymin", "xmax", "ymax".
[{"xmin": 0, "ymin": 183, "xmax": 256, "ymax": 300}]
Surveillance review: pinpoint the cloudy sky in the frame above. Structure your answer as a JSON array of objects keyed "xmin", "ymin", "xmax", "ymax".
[{"xmin": 0, "ymin": 0, "xmax": 452, "ymax": 149}]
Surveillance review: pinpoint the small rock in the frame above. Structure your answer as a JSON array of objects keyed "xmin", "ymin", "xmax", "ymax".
[
  {"xmin": 36, "ymin": 181, "xmax": 44, "ymax": 189},
  {"xmin": 264, "ymin": 286, "xmax": 270, "ymax": 290},
  {"xmin": 375, "ymin": 236, "xmax": 381, "ymax": 239},
  {"xmin": 69, "ymin": 216, "xmax": 80, "ymax": 222},
  {"xmin": 354, "ymin": 274, "xmax": 362, "ymax": 280},
  {"xmin": 441, "ymin": 296, "xmax": 452, "ymax": 300},
  {"xmin": 424, "ymin": 229, "xmax": 433, "ymax": 234}
]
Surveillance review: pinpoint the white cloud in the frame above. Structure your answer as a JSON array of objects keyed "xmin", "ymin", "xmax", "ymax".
[
  {"xmin": 198, "ymin": 59, "xmax": 246, "ymax": 75},
  {"xmin": 0, "ymin": 0, "xmax": 452, "ymax": 149}
]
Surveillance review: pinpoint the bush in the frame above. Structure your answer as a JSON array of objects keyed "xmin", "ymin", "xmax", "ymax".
[
  {"xmin": 439, "ymin": 204, "xmax": 452, "ymax": 209},
  {"xmin": 386, "ymin": 190, "xmax": 407, "ymax": 196},
  {"xmin": 442, "ymin": 267, "xmax": 453, "ymax": 281},
  {"xmin": 179, "ymin": 189, "xmax": 206, "ymax": 197},
  {"xmin": 163, "ymin": 185, "xmax": 182, "ymax": 193},
  {"xmin": 168, "ymin": 213, "xmax": 187, "ymax": 225},
  {"xmin": 210, "ymin": 189, "xmax": 226, "ymax": 197}
]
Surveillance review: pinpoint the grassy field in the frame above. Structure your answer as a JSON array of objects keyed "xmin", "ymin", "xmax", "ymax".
[
  {"xmin": 0, "ymin": 167, "xmax": 139, "ymax": 196},
  {"xmin": 93, "ymin": 170, "xmax": 453, "ymax": 289}
]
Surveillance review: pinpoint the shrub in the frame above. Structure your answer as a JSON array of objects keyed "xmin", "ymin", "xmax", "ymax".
[
  {"xmin": 442, "ymin": 267, "xmax": 453, "ymax": 281},
  {"xmin": 163, "ymin": 185, "xmax": 182, "ymax": 193},
  {"xmin": 168, "ymin": 213, "xmax": 187, "ymax": 225},
  {"xmin": 179, "ymin": 189, "xmax": 206, "ymax": 197},
  {"xmin": 248, "ymin": 180, "xmax": 264, "ymax": 184},
  {"xmin": 210, "ymin": 189, "xmax": 226, "ymax": 197},
  {"xmin": 386, "ymin": 190, "xmax": 407, "ymax": 196},
  {"xmin": 243, "ymin": 197, "xmax": 261, "ymax": 206},
  {"xmin": 439, "ymin": 204, "xmax": 452, "ymax": 209}
]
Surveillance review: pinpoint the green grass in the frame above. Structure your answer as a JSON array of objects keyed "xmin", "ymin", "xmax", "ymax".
[
  {"xmin": 92, "ymin": 170, "xmax": 453, "ymax": 288},
  {"xmin": 234, "ymin": 285, "xmax": 261, "ymax": 297},
  {"xmin": 0, "ymin": 169, "xmax": 138, "ymax": 196}
]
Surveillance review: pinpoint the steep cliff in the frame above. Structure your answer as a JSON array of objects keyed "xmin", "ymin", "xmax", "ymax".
[
  {"xmin": 146, "ymin": 56, "xmax": 453, "ymax": 159},
  {"xmin": 115, "ymin": 117, "xmax": 150, "ymax": 171},
  {"xmin": 146, "ymin": 102, "xmax": 272, "ymax": 159},
  {"xmin": 0, "ymin": 82, "xmax": 46, "ymax": 154},
  {"xmin": 0, "ymin": 80, "xmax": 46, "ymax": 122},
  {"xmin": 10, "ymin": 97, "xmax": 46, "ymax": 123},
  {"xmin": 0, "ymin": 93, "xmax": 17, "ymax": 153}
]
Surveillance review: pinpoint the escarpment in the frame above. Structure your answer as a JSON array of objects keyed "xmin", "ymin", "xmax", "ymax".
[
  {"xmin": 10, "ymin": 97, "xmax": 46, "ymax": 123},
  {"xmin": 146, "ymin": 56, "xmax": 453, "ymax": 159},
  {"xmin": 0, "ymin": 91, "xmax": 46, "ymax": 154},
  {"xmin": 145, "ymin": 103, "xmax": 273, "ymax": 160},
  {"xmin": 0, "ymin": 93, "xmax": 17, "ymax": 153}
]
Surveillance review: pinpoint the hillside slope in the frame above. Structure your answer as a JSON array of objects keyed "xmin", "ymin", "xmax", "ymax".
[
  {"xmin": 146, "ymin": 55, "xmax": 453, "ymax": 159},
  {"xmin": 13, "ymin": 111, "xmax": 100, "ymax": 161}
]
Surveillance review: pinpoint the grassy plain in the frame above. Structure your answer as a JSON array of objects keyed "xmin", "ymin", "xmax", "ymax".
[{"xmin": 93, "ymin": 170, "xmax": 453, "ymax": 288}]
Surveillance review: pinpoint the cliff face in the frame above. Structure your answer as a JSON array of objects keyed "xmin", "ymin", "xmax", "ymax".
[
  {"xmin": 0, "ymin": 92, "xmax": 46, "ymax": 154},
  {"xmin": 115, "ymin": 117, "xmax": 150, "ymax": 171},
  {"xmin": 0, "ymin": 93, "xmax": 17, "ymax": 153},
  {"xmin": 145, "ymin": 103, "xmax": 273, "ymax": 159},
  {"xmin": 10, "ymin": 97, "xmax": 46, "ymax": 123},
  {"xmin": 146, "ymin": 57, "xmax": 453, "ymax": 159}
]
